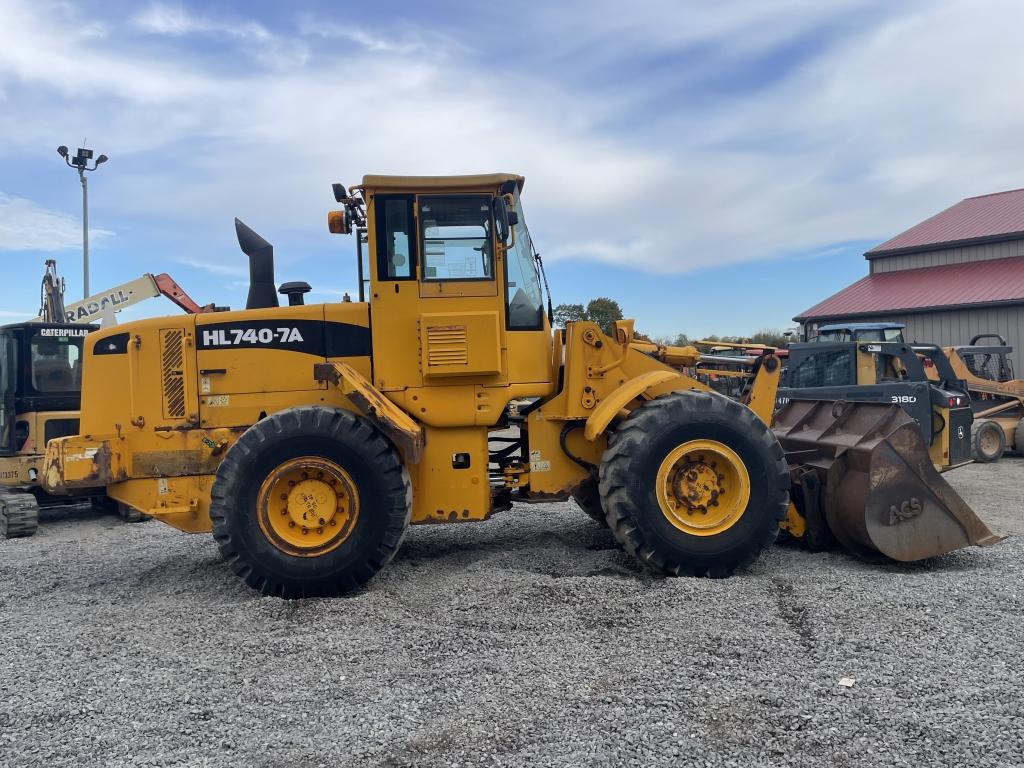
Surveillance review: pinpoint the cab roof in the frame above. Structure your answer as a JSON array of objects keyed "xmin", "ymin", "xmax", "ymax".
[
  {"xmin": 360, "ymin": 173, "xmax": 524, "ymax": 191},
  {"xmin": 0, "ymin": 321, "xmax": 96, "ymax": 332},
  {"xmin": 818, "ymin": 322, "xmax": 905, "ymax": 331}
]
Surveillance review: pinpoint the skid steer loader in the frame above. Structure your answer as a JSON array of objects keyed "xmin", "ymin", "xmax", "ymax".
[
  {"xmin": 42, "ymin": 174, "xmax": 1002, "ymax": 597},
  {"xmin": 769, "ymin": 339, "xmax": 1003, "ymax": 558},
  {"xmin": 934, "ymin": 334, "xmax": 1024, "ymax": 461},
  {"xmin": 777, "ymin": 339, "xmax": 973, "ymax": 471}
]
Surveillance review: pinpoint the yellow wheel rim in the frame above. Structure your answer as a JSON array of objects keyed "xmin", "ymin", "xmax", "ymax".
[
  {"xmin": 256, "ymin": 456, "xmax": 359, "ymax": 557},
  {"xmin": 655, "ymin": 439, "xmax": 751, "ymax": 537}
]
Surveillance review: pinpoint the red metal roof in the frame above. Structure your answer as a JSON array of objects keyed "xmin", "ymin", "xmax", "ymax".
[
  {"xmin": 868, "ymin": 188, "xmax": 1024, "ymax": 256},
  {"xmin": 795, "ymin": 255, "xmax": 1024, "ymax": 321}
]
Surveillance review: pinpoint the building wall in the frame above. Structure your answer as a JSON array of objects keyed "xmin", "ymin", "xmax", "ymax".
[
  {"xmin": 869, "ymin": 238, "xmax": 1024, "ymax": 273},
  {"xmin": 804, "ymin": 304, "xmax": 1024, "ymax": 359}
]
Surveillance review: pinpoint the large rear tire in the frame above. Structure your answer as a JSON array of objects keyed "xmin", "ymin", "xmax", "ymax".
[
  {"xmin": 599, "ymin": 391, "xmax": 789, "ymax": 578},
  {"xmin": 572, "ymin": 475, "xmax": 607, "ymax": 527},
  {"xmin": 972, "ymin": 420, "xmax": 1005, "ymax": 463},
  {"xmin": 210, "ymin": 406, "xmax": 411, "ymax": 598}
]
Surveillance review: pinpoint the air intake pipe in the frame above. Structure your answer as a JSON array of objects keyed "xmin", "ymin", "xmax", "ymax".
[{"xmin": 235, "ymin": 218, "xmax": 279, "ymax": 310}]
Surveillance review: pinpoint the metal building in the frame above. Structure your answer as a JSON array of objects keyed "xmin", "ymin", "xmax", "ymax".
[{"xmin": 796, "ymin": 188, "xmax": 1024, "ymax": 353}]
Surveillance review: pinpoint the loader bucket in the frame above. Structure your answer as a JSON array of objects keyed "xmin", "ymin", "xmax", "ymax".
[{"xmin": 773, "ymin": 400, "xmax": 1005, "ymax": 562}]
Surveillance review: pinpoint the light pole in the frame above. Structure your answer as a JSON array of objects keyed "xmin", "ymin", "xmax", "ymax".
[{"xmin": 57, "ymin": 145, "xmax": 108, "ymax": 298}]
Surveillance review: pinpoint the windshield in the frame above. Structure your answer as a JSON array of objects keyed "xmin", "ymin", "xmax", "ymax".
[
  {"xmin": 30, "ymin": 330, "xmax": 83, "ymax": 393},
  {"xmin": 505, "ymin": 190, "xmax": 544, "ymax": 329}
]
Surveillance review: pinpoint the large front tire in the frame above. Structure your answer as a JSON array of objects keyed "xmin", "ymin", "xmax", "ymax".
[
  {"xmin": 210, "ymin": 406, "xmax": 411, "ymax": 598},
  {"xmin": 599, "ymin": 391, "xmax": 789, "ymax": 578}
]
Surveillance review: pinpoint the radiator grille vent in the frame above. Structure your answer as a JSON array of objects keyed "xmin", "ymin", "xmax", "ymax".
[
  {"xmin": 426, "ymin": 325, "xmax": 469, "ymax": 367},
  {"xmin": 161, "ymin": 329, "xmax": 186, "ymax": 419}
]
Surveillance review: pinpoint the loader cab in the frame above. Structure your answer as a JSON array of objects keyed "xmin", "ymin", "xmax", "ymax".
[
  {"xmin": 0, "ymin": 322, "xmax": 94, "ymax": 458},
  {"xmin": 357, "ymin": 174, "xmax": 552, "ymax": 409}
]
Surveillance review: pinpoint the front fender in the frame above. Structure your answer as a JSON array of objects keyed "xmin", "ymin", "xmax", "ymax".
[{"xmin": 583, "ymin": 370, "xmax": 683, "ymax": 441}]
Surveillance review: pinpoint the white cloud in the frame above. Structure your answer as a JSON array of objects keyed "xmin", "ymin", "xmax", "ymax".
[
  {"xmin": 0, "ymin": 193, "xmax": 111, "ymax": 251},
  {"xmin": 0, "ymin": 0, "xmax": 1021, "ymax": 278},
  {"xmin": 132, "ymin": 2, "xmax": 271, "ymax": 41},
  {"xmin": 131, "ymin": 2, "xmax": 308, "ymax": 69},
  {"xmin": 297, "ymin": 18, "xmax": 434, "ymax": 55},
  {"xmin": 172, "ymin": 256, "xmax": 247, "ymax": 278}
]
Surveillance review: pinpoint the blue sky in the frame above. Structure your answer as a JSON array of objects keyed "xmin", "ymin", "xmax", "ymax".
[{"xmin": 1, "ymin": 0, "xmax": 1023, "ymax": 337}]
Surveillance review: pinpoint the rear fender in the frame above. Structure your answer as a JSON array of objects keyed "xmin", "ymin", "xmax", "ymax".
[{"xmin": 314, "ymin": 361, "xmax": 424, "ymax": 462}]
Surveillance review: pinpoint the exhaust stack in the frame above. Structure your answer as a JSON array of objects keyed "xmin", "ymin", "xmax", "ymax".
[{"xmin": 235, "ymin": 218, "xmax": 279, "ymax": 310}]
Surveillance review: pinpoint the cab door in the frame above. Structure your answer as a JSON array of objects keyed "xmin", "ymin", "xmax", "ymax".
[
  {"xmin": 369, "ymin": 192, "xmax": 506, "ymax": 393},
  {"xmin": 0, "ymin": 332, "xmax": 15, "ymax": 456}
]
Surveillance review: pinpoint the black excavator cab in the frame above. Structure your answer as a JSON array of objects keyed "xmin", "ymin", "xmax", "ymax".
[{"xmin": 0, "ymin": 322, "xmax": 96, "ymax": 458}]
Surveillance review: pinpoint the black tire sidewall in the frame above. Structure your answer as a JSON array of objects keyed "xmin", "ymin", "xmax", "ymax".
[
  {"xmin": 572, "ymin": 475, "xmax": 607, "ymax": 525},
  {"xmin": 601, "ymin": 391, "xmax": 787, "ymax": 576},
  {"xmin": 625, "ymin": 411, "xmax": 780, "ymax": 563},
  {"xmin": 973, "ymin": 421, "xmax": 1005, "ymax": 462},
  {"xmin": 212, "ymin": 408, "xmax": 408, "ymax": 594}
]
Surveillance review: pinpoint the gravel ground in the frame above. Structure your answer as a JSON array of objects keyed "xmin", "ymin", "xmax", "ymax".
[{"xmin": 1, "ymin": 458, "xmax": 1021, "ymax": 768}]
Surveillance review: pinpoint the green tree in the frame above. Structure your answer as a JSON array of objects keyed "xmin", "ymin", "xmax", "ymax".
[
  {"xmin": 749, "ymin": 328, "xmax": 790, "ymax": 347},
  {"xmin": 553, "ymin": 303, "xmax": 587, "ymax": 328},
  {"xmin": 585, "ymin": 297, "xmax": 623, "ymax": 335}
]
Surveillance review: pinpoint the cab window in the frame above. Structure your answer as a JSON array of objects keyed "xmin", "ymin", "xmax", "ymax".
[
  {"xmin": 419, "ymin": 195, "xmax": 493, "ymax": 281},
  {"xmin": 505, "ymin": 190, "xmax": 544, "ymax": 329},
  {"xmin": 375, "ymin": 195, "xmax": 416, "ymax": 280},
  {"xmin": 30, "ymin": 332, "xmax": 82, "ymax": 392},
  {"xmin": 788, "ymin": 350, "xmax": 852, "ymax": 388}
]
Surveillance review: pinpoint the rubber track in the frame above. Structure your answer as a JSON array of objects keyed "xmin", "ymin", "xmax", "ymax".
[{"xmin": 0, "ymin": 490, "xmax": 40, "ymax": 539}]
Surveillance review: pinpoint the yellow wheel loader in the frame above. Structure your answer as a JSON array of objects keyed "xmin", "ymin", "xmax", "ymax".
[{"xmin": 42, "ymin": 174, "xmax": 1002, "ymax": 597}]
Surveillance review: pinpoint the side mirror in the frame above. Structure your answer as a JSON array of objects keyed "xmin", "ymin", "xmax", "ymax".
[{"xmin": 493, "ymin": 195, "xmax": 510, "ymax": 245}]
